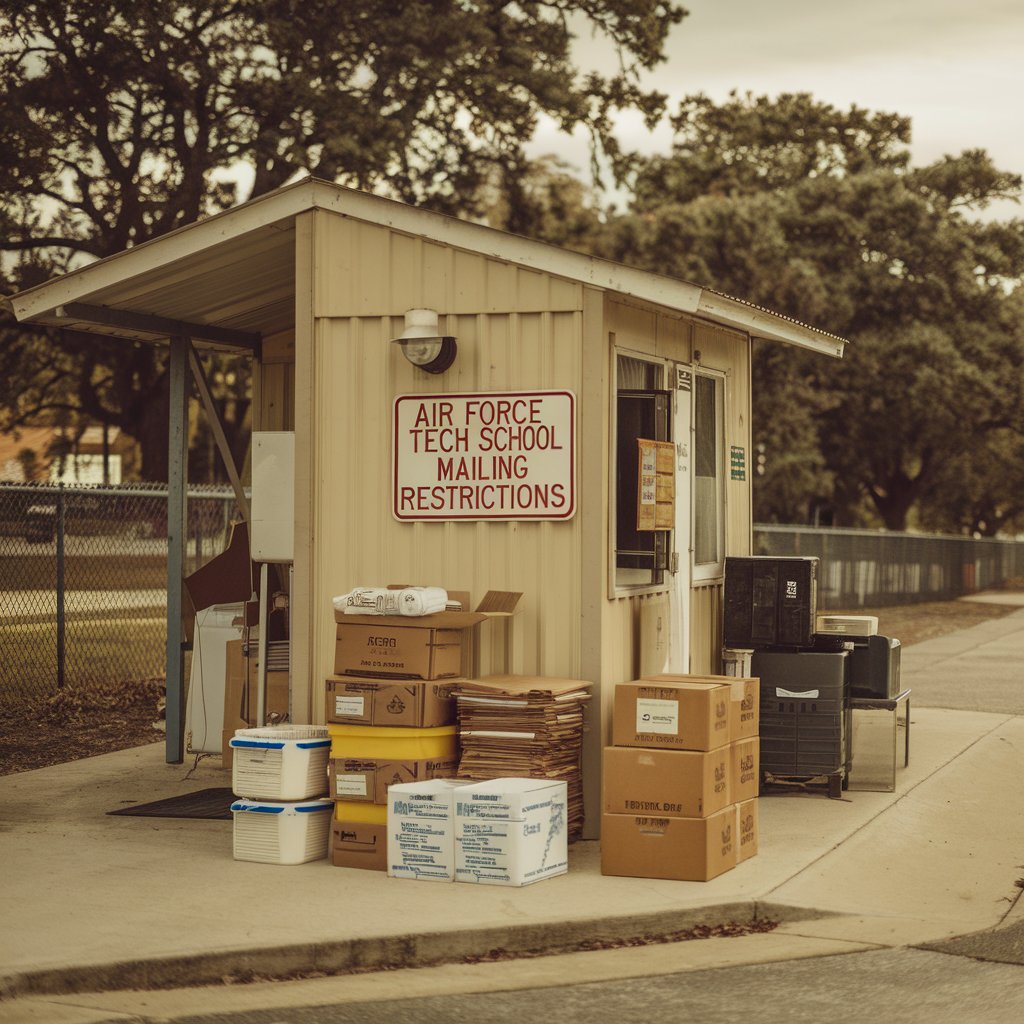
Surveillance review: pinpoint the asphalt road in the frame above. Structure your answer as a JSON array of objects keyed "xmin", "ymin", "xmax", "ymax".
[{"xmin": 158, "ymin": 948, "xmax": 1024, "ymax": 1024}]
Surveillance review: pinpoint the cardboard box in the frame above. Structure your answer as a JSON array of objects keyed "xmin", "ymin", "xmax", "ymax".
[
  {"xmin": 652, "ymin": 673, "xmax": 760, "ymax": 742},
  {"xmin": 613, "ymin": 679, "xmax": 731, "ymax": 751},
  {"xmin": 600, "ymin": 805, "xmax": 738, "ymax": 881},
  {"xmin": 324, "ymin": 676, "xmax": 457, "ymax": 727},
  {"xmin": 455, "ymin": 778, "xmax": 568, "ymax": 887},
  {"xmin": 736, "ymin": 798, "xmax": 759, "ymax": 863},
  {"xmin": 333, "ymin": 622, "xmax": 467, "ymax": 680},
  {"xmin": 602, "ymin": 745, "xmax": 731, "ymax": 819},
  {"xmin": 731, "ymin": 737, "xmax": 760, "ymax": 803},
  {"xmin": 329, "ymin": 756, "xmax": 458, "ymax": 803},
  {"xmin": 220, "ymin": 639, "xmax": 289, "ymax": 766},
  {"xmin": 331, "ymin": 820, "xmax": 387, "ymax": 871},
  {"xmin": 387, "ymin": 779, "xmax": 473, "ymax": 882}
]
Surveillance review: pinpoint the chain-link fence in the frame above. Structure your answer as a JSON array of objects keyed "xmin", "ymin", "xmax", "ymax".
[
  {"xmin": 0, "ymin": 482, "xmax": 239, "ymax": 706},
  {"xmin": 755, "ymin": 524, "xmax": 1024, "ymax": 609}
]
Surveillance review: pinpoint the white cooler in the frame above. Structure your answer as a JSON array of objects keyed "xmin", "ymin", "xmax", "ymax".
[
  {"xmin": 230, "ymin": 798, "xmax": 333, "ymax": 864},
  {"xmin": 230, "ymin": 726, "xmax": 331, "ymax": 800}
]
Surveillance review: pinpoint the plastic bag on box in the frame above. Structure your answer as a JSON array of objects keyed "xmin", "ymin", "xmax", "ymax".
[{"xmin": 332, "ymin": 586, "xmax": 449, "ymax": 617}]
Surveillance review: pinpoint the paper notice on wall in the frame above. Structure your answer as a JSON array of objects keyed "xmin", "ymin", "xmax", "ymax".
[
  {"xmin": 636, "ymin": 697, "xmax": 679, "ymax": 734},
  {"xmin": 636, "ymin": 439, "xmax": 675, "ymax": 531}
]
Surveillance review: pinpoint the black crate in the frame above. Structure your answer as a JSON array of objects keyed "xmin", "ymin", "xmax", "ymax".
[
  {"xmin": 724, "ymin": 556, "xmax": 818, "ymax": 649},
  {"xmin": 849, "ymin": 635, "xmax": 902, "ymax": 699}
]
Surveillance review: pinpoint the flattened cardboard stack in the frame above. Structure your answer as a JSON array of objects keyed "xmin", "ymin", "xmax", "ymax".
[
  {"xmin": 452, "ymin": 674, "xmax": 592, "ymax": 840},
  {"xmin": 601, "ymin": 673, "xmax": 760, "ymax": 881},
  {"xmin": 326, "ymin": 594, "xmax": 486, "ymax": 871}
]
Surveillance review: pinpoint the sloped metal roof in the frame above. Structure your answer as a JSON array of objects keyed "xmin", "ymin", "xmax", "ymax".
[{"xmin": 5, "ymin": 176, "xmax": 846, "ymax": 358}]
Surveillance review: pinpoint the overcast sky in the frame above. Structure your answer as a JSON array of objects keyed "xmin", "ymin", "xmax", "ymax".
[{"xmin": 529, "ymin": 0, "xmax": 1024, "ymax": 216}]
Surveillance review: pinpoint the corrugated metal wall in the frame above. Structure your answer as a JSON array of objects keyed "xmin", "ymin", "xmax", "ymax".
[{"xmin": 303, "ymin": 212, "xmax": 587, "ymax": 711}]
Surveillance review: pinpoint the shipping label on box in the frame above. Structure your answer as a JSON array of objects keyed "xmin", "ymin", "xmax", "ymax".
[
  {"xmin": 330, "ymin": 756, "xmax": 458, "ymax": 803},
  {"xmin": 331, "ymin": 820, "xmax": 387, "ymax": 872},
  {"xmin": 600, "ymin": 805, "xmax": 737, "ymax": 882},
  {"xmin": 737, "ymin": 798, "xmax": 759, "ymax": 863},
  {"xmin": 387, "ymin": 779, "xmax": 472, "ymax": 882},
  {"xmin": 731, "ymin": 737, "xmax": 760, "ymax": 803},
  {"xmin": 455, "ymin": 778, "xmax": 568, "ymax": 886},
  {"xmin": 325, "ymin": 676, "xmax": 457, "ymax": 727},
  {"xmin": 602, "ymin": 745, "xmax": 730, "ymax": 819},
  {"xmin": 334, "ymin": 623, "xmax": 463, "ymax": 680},
  {"xmin": 613, "ymin": 680, "xmax": 731, "ymax": 751}
]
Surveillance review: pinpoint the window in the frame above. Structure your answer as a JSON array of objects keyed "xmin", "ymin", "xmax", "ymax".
[
  {"xmin": 693, "ymin": 371, "xmax": 725, "ymax": 579},
  {"xmin": 614, "ymin": 354, "xmax": 671, "ymax": 589}
]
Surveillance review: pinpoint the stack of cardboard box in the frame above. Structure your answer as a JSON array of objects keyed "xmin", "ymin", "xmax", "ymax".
[
  {"xmin": 601, "ymin": 674, "xmax": 760, "ymax": 881},
  {"xmin": 325, "ymin": 599, "xmax": 486, "ymax": 871}
]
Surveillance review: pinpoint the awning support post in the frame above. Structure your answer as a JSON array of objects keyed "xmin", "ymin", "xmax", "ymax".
[{"xmin": 166, "ymin": 336, "xmax": 189, "ymax": 763}]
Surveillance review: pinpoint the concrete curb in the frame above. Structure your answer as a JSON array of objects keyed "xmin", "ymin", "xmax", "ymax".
[{"xmin": 0, "ymin": 900, "xmax": 834, "ymax": 1001}]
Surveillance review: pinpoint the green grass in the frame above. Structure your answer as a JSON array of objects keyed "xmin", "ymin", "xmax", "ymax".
[
  {"xmin": 0, "ymin": 616, "xmax": 168, "ymax": 702},
  {"xmin": 3, "ymin": 554, "xmax": 170, "ymax": 591}
]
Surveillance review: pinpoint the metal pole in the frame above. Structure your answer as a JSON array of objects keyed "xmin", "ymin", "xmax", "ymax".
[
  {"xmin": 166, "ymin": 337, "xmax": 189, "ymax": 763},
  {"xmin": 56, "ymin": 483, "xmax": 65, "ymax": 690}
]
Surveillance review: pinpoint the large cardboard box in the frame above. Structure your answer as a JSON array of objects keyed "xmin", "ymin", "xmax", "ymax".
[
  {"xmin": 602, "ymin": 745, "xmax": 731, "ymax": 819},
  {"xmin": 643, "ymin": 673, "xmax": 759, "ymax": 743},
  {"xmin": 731, "ymin": 737, "xmax": 760, "ymax": 803},
  {"xmin": 613, "ymin": 679, "xmax": 731, "ymax": 751},
  {"xmin": 331, "ymin": 820, "xmax": 387, "ymax": 872},
  {"xmin": 736, "ymin": 797, "xmax": 759, "ymax": 863},
  {"xmin": 329, "ymin": 755, "xmax": 458, "ymax": 803},
  {"xmin": 387, "ymin": 779, "xmax": 473, "ymax": 882},
  {"xmin": 333, "ymin": 620, "xmax": 470, "ymax": 680},
  {"xmin": 455, "ymin": 778, "xmax": 568, "ymax": 887},
  {"xmin": 324, "ymin": 675, "xmax": 457, "ymax": 727},
  {"xmin": 221, "ymin": 639, "xmax": 289, "ymax": 767},
  {"xmin": 600, "ymin": 805, "xmax": 738, "ymax": 881}
]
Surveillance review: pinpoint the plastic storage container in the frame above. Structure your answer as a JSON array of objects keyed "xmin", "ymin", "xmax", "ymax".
[
  {"xmin": 326, "ymin": 723, "xmax": 458, "ymax": 760},
  {"xmin": 230, "ymin": 798, "xmax": 334, "ymax": 864},
  {"xmin": 230, "ymin": 726, "xmax": 331, "ymax": 800}
]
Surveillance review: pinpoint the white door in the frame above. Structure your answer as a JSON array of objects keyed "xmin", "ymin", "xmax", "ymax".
[{"xmin": 666, "ymin": 364, "xmax": 692, "ymax": 672}]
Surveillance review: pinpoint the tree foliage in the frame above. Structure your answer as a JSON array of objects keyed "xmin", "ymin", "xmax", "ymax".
[
  {"xmin": 601, "ymin": 91, "xmax": 1024, "ymax": 531},
  {"xmin": 0, "ymin": 0, "xmax": 685, "ymax": 479}
]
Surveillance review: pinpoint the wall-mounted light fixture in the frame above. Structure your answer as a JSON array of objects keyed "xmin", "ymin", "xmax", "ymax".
[{"xmin": 391, "ymin": 308, "xmax": 457, "ymax": 374}]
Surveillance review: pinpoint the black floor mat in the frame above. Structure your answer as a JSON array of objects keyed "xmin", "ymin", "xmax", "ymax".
[{"xmin": 108, "ymin": 787, "xmax": 235, "ymax": 820}]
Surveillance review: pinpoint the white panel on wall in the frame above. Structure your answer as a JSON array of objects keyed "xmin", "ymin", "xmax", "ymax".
[{"xmin": 252, "ymin": 430, "xmax": 295, "ymax": 562}]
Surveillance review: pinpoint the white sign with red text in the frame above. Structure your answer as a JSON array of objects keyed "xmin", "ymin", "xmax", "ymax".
[{"xmin": 393, "ymin": 391, "xmax": 576, "ymax": 521}]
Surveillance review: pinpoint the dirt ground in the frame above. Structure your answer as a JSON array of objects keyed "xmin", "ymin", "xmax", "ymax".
[{"xmin": 2, "ymin": 595, "xmax": 1020, "ymax": 777}]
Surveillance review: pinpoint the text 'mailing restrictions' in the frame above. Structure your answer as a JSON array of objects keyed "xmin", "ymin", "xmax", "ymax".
[{"xmin": 392, "ymin": 391, "xmax": 576, "ymax": 521}]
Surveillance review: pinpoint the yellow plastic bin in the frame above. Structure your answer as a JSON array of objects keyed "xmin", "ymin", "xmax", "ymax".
[
  {"xmin": 334, "ymin": 800, "xmax": 389, "ymax": 824},
  {"xmin": 326, "ymin": 724, "xmax": 458, "ymax": 761}
]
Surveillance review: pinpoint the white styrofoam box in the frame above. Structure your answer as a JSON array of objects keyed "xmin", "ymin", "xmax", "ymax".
[
  {"xmin": 387, "ymin": 778, "xmax": 473, "ymax": 882},
  {"xmin": 230, "ymin": 798, "xmax": 333, "ymax": 864},
  {"xmin": 230, "ymin": 726, "xmax": 331, "ymax": 800},
  {"xmin": 817, "ymin": 615, "xmax": 879, "ymax": 636},
  {"xmin": 251, "ymin": 431, "xmax": 295, "ymax": 562},
  {"xmin": 455, "ymin": 778, "xmax": 568, "ymax": 887}
]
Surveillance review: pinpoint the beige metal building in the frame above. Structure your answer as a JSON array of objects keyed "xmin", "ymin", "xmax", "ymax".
[{"xmin": 6, "ymin": 177, "xmax": 845, "ymax": 834}]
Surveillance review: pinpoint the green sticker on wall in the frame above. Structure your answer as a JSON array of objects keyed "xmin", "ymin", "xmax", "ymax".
[{"xmin": 730, "ymin": 445, "xmax": 746, "ymax": 481}]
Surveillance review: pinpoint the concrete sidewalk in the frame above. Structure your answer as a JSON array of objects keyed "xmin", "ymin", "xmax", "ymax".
[{"xmin": 3, "ymin": 606, "xmax": 1024, "ymax": 1018}]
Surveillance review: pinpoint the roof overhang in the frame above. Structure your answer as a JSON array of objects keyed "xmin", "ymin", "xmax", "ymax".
[{"xmin": 4, "ymin": 176, "xmax": 846, "ymax": 359}]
